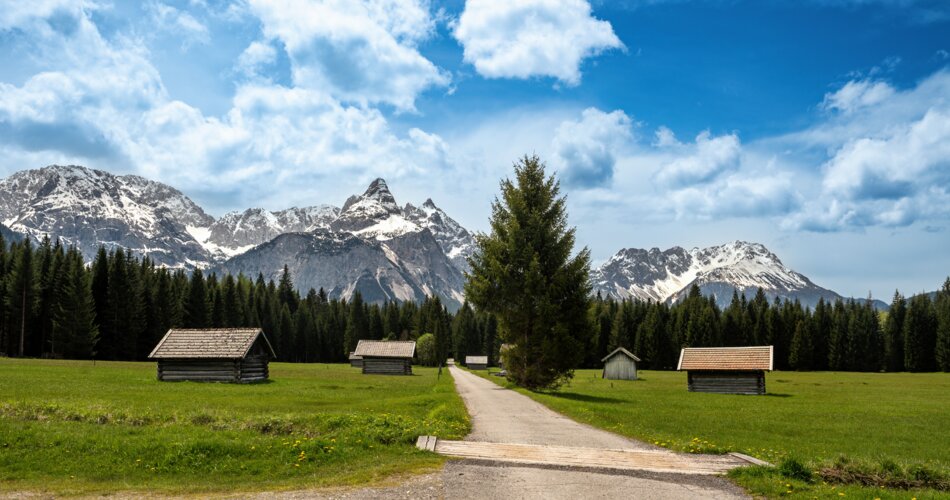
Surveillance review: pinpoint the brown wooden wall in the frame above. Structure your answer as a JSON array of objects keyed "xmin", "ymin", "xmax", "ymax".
[
  {"xmin": 362, "ymin": 357, "xmax": 412, "ymax": 375},
  {"xmin": 687, "ymin": 371, "xmax": 765, "ymax": 395},
  {"xmin": 158, "ymin": 356, "xmax": 269, "ymax": 383}
]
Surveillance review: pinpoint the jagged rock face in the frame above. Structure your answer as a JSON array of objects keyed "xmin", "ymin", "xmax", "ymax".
[
  {"xmin": 593, "ymin": 241, "xmax": 843, "ymax": 309},
  {"xmin": 333, "ymin": 178, "xmax": 404, "ymax": 233},
  {"xmin": 403, "ymin": 199, "xmax": 476, "ymax": 272},
  {"xmin": 213, "ymin": 229, "xmax": 464, "ymax": 310},
  {"xmin": 0, "ymin": 165, "xmax": 214, "ymax": 267},
  {"xmin": 201, "ymin": 205, "xmax": 339, "ymax": 258}
]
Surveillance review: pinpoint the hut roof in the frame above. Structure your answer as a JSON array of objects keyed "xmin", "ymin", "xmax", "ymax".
[
  {"xmin": 353, "ymin": 340, "xmax": 415, "ymax": 358},
  {"xmin": 601, "ymin": 347, "xmax": 641, "ymax": 363},
  {"xmin": 466, "ymin": 356, "xmax": 488, "ymax": 365},
  {"xmin": 677, "ymin": 346, "xmax": 773, "ymax": 371},
  {"xmin": 348, "ymin": 352, "xmax": 363, "ymax": 360},
  {"xmin": 148, "ymin": 328, "xmax": 276, "ymax": 360}
]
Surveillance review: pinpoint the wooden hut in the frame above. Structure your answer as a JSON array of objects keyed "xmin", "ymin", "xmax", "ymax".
[
  {"xmin": 601, "ymin": 347, "xmax": 640, "ymax": 380},
  {"xmin": 349, "ymin": 352, "xmax": 363, "ymax": 368},
  {"xmin": 353, "ymin": 340, "xmax": 415, "ymax": 375},
  {"xmin": 148, "ymin": 328, "xmax": 276, "ymax": 383},
  {"xmin": 465, "ymin": 355, "xmax": 488, "ymax": 370},
  {"xmin": 677, "ymin": 346, "xmax": 773, "ymax": 395}
]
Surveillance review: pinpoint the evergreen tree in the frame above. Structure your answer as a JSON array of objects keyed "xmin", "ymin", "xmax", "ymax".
[
  {"xmin": 54, "ymin": 251, "xmax": 99, "ymax": 359},
  {"xmin": 465, "ymin": 156, "xmax": 592, "ymax": 389},
  {"xmin": 5, "ymin": 240, "xmax": 36, "ymax": 357},
  {"xmin": 278, "ymin": 304, "xmax": 295, "ymax": 361},
  {"xmin": 184, "ymin": 269, "xmax": 209, "ymax": 328},
  {"xmin": 278, "ymin": 265, "xmax": 298, "ymax": 313},
  {"xmin": 934, "ymin": 278, "xmax": 950, "ymax": 372},
  {"xmin": 884, "ymin": 292, "xmax": 907, "ymax": 372},
  {"xmin": 904, "ymin": 293, "xmax": 937, "ymax": 372},
  {"xmin": 789, "ymin": 319, "xmax": 813, "ymax": 370},
  {"xmin": 343, "ymin": 291, "xmax": 367, "ymax": 355}
]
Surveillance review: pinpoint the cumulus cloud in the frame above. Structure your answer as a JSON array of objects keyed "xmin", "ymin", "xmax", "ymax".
[
  {"xmin": 786, "ymin": 106, "xmax": 950, "ymax": 231},
  {"xmin": 0, "ymin": 2, "xmax": 453, "ymax": 211},
  {"xmin": 821, "ymin": 79, "xmax": 895, "ymax": 114},
  {"xmin": 654, "ymin": 131, "xmax": 741, "ymax": 188},
  {"xmin": 667, "ymin": 171, "xmax": 801, "ymax": 220},
  {"xmin": 553, "ymin": 108, "xmax": 632, "ymax": 188},
  {"xmin": 248, "ymin": 0, "xmax": 449, "ymax": 110},
  {"xmin": 235, "ymin": 41, "xmax": 278, "ymax": 78},
  {"xmin": 452, "ymin": 0, "xmax": 624, "ymax": 85},
  {"xmin": 146, "ymin": 1, "xmax": 211, "ymax": 48}
]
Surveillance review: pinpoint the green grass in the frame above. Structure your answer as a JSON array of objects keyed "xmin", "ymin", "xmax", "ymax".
[
  {"xmin": 475, "ymin": 368, "xmax": 950, "ymax": 499},
  {"xmin": 0, "ymin": 358, "xmax": 470, "ymax": 495}
]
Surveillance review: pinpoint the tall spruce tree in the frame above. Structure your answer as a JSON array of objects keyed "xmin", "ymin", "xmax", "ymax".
[
  {"xmin": 465, "ymin": 155, "xmax": 592, "ymax": 389},
  {"xmin": 54, "ymin": 251, "xmax": 99, "ymax": 359},
  {"xmin": 884, "ymin": 292, "xmax": 907, "ymax": 372},
  {"xmin": 935, "ymin": 278, "xmax": 950, "ymax": 372},
  {"xmin": 904, "ymin": 293, "xmax": 937, "ymax": 372},
  {"xmin": 5, "ymin": 240, "xmax": 36, "ymax": 357}
]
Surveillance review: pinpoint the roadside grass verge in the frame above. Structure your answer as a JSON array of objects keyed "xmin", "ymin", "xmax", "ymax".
[
  {"xmin": 473, "ymin": 368, "xmax": 950, "ymax": 499},
  {"xmin": 0, "ymin": 358, "xmax": 470, "ymax": 495}
]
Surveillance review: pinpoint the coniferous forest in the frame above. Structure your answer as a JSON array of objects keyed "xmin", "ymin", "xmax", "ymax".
[{"xmin": 1, "ymin": 234, "xmax": 948, "ymax": 372}]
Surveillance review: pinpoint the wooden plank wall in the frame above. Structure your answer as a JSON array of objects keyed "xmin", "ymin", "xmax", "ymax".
[
  {"xmin": 687, "ymin": 371, "xmax": 765, "ymax": 395},
  {"xmin": 158, "ymin": 356, "xmax": 270, "ymax": 383},
  {"xmin": 158, "ymin": 360, "xmax": 240, "ymax": 382},
  {"xmin": 468, "ymin": 363, "xmax": 487, "ymax": 370},
  {"xmin": 362, "ymin": 357, "xmax": 412, "ymax": 375},
  {"xmin": 603, "ymin": 356, "xmax": 638, "ymax": 380}
]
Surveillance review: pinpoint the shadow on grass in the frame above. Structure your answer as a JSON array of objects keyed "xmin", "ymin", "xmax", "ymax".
[
  {"xmin": 764, "ymin": 393, "xmax": 792, "ymax": 398},
  {"xmin": 539, "ymin": 392, "xmax": 626, "ymax": 404}
]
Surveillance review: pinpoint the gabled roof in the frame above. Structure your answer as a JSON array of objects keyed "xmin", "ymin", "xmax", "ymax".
[
  {"xmin": 348, "ymin": 352, "xmax": 362, "ymax": 360},
  {"xmin": 353, "ymin": 340, "xmax": 415, "ymax": 358},
  {"xmin": 677, "ymin": 346, "xmax": 773, "ymax": 371},
  {"xmin": 601, "ymin": 347, "xmax": 641, "ymax": 363},
  {"xmin": 148, "ymin": 328, "xmax": 276, "ymax": 359},
  {"xmin": 466, "ymin": 356, "xmax": 488, "ymax": 364}
]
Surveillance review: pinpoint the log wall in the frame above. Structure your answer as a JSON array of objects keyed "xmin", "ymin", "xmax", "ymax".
[
  {"xmin": 158, "ymin": 356, "xmax": 270, "ymax": 383},
  {"xmin": 687, "ymin": 371, "xmax": 765, "ymax": 395},
  {"xmin": 362, "ymin": 357, "xmax": 412, "ymax": 375}
]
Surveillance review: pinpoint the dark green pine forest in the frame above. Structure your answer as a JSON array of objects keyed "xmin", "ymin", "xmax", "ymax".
[{"xmin": 0, "ymin": 233, "xmax": 948, "ymax": 372}]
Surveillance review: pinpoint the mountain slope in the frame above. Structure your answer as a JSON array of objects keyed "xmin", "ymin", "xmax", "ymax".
[
  {"xmin": 593, "ymin": 241, "xmax": 844, "ymax": 309},
  {"xmin": 0, "ymin": 165, "xmax": 214, "ymax": 266}
]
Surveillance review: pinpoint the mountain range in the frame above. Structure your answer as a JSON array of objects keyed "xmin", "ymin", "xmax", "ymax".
[{"xmin": 0, "ymin": 165, "xmax": 887, "ymax": 310}]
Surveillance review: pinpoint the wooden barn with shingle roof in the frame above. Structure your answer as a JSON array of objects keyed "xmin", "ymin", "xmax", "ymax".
[
  {"xmin": 148, "ymin": 328, "xmax": 276, "ymax": 382},
  {"xmin": 465, "ymin": 356, "xmax": 488, "ymax": 370},
  {"xmin": 677, "ymin": 346, "xmax": 773, "ymax": 395},
  {"xmin": 353, "ymin": 340, "xmax": 415, "ymax": 375}
]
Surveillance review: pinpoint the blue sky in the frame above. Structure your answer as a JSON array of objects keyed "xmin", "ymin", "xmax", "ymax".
[{"xmin": 0, "ymin": 0, "xmax": 948, "ymax": 298}]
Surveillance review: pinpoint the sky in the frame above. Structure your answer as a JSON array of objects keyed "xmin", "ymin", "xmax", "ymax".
[{"xmin": 0, "ymin": 0, "xmax": 948, "ymax": 299}]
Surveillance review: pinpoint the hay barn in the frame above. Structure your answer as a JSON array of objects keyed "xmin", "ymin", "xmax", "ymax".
[
  {"xmin": 465, "ymin": 356, "xmax": 488, "ymax": 370},
  {"xmin": 601, "ymin": 347, "xmax": 641, "ymax": 380},
  {"xmin": 148, "ymin": 328, "xmax": 276, "ymax": 383},
  {"xmin": 677, "ymin": 346, "xmax": 773, "ymax": 395},
  {"xmin": 353, "ymin": 340, "xmax": 415, "ymax": 375}
]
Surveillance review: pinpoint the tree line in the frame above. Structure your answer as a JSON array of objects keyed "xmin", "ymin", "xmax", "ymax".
[
  {"xmin": 586, "ymin": 283, "xmax": 950, "ymax": 373},
  {"xmin": 0, "ymin": 234, "xmax": 494, "ymax": 363},
  {"xmin": 1, "ymin": 232, "xmax": 947, "ymax": 373}
]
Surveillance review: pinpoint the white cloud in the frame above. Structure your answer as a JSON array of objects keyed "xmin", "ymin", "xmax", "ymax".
[
  {"xmin": 452, "ymin": 0, "xmax": 624, "ymax": 85},
  {"xmin": 654, "ymin": 131, "xmax": 741, "ymax": 188},
  {"xmin": 552, "ymin": 107, "xmax": 633, "ymax": 188},
  {"xmin": 821, "ymin": 79, "xmax": 895, "ymax": 114},
  {"xmin": 247, "ymin": 0, "xmax": 449, "ymax": 111},
  {"xmin": 236, "ymin": 41, "xmax": 277, "ymax": 78},
  {"xmin": 147, "ymin": 1, "xmax": 211, "ymax": 48},
  {"xmin": 0, "ymin": 3, "xmax": 454, "ymax": 212}
]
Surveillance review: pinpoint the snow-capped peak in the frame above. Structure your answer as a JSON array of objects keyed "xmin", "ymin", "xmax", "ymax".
[{"xmin": 593, "ymin": 240, "xmax": 834, "ymax": 308}]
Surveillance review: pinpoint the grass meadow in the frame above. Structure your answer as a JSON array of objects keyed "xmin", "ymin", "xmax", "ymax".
[
  {"xmin": 0, "ymin": 358, "xmax": 469, "ymax": 495},
  {"xmin": 475, "ymin": 368, "xmax": 950, "ymax": 499}
]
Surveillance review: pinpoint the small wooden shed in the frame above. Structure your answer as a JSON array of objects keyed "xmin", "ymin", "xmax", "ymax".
[
  {"xmin": 601, "ymin": 347, "xmax": 641, "ymax": 380},
  {"xmin": 349, "ymin": 352, "xmax": 363, "ymax": 368},
  {"xmin": 353, "ymin": 340, "xmax": 415, "ymax": 375},
  {"xmin": 677, "ymin": 346, "xmax": 773, "ymax": 395},
  {"xmin": 465, "ymin": 355, "xmax": 488, "ymax": 370},
  {"xmin": 148, "ymin": 328, "xmax": 276, "ymax": 383}
]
